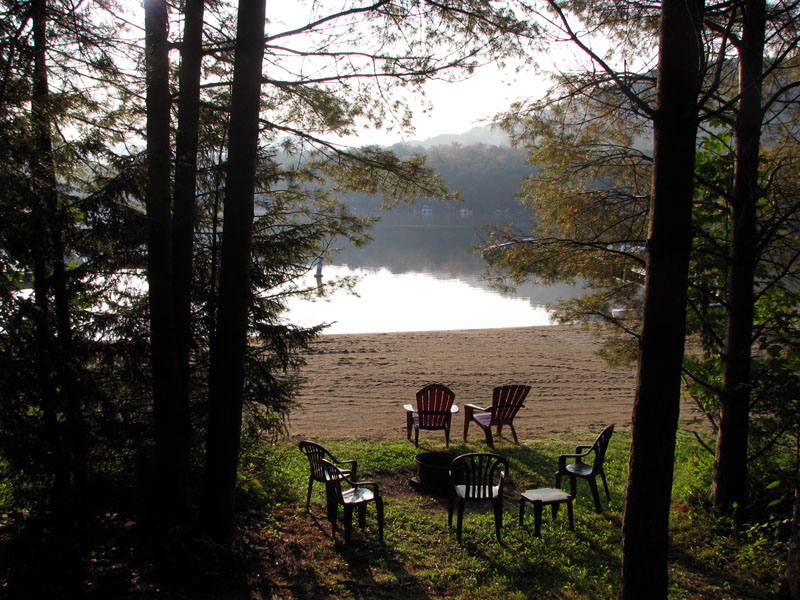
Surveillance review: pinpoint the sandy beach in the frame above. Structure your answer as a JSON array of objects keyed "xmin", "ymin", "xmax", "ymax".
[{"xmin": 288, "ymin": 325, "xmax": 702, "ymax": 441}]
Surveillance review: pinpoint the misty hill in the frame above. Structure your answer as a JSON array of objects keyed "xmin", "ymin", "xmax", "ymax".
[
  {"xmin": 344, "ymin": 139, "xmax": 532, "ymax": 221},
  {"xmin": 399, "ymin": 124, "xmax": 511, "ymax": 149}
]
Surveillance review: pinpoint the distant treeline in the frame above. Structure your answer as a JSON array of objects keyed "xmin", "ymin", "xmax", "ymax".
[{"xmin": 344, "ymin": 142, "xmax": 534, "ymax": 215}]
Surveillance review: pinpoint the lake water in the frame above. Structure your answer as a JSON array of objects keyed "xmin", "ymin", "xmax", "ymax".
[
  {"xmin": 284, "ymin": 265, "xmax": 561, "ymax": 334},
  {"xmin": 283, "ymin": 215, "xmax": 582, "ymax": 335}
]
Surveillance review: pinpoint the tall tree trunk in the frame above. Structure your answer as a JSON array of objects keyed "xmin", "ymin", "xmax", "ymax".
[
  {"xmin": 713, "ymin": 0, "xmax": 766, "ymax": 513},
  {"xmin": 29, "ymin": 181, "xmax": 67, "ymax": 512},
  {"xmin": 621, "ymin": 0, "xmax": 704, "ymax": 597},
  {"xmin": 145, "ymin": 0, "xmax": 184, "ymax": 518},
  {"xmin": 30, "ymin": 0, "xmax": 83, "ymax": 514},
  {"xmin": 169, "ymin": 0, "xmax": 206, "ymax": 512},
  {"xmin": 200, "ymin": 0, "xmax": 267, "ymax": 545}
]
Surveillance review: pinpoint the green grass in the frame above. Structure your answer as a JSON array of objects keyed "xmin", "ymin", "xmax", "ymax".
[
  {"xmin": 235, "ymin": 429, "xmax": 788, "ymax": 599},
  {"xmin": 1, "ymin": 430, "xmax": 787, "ymax": 598}
]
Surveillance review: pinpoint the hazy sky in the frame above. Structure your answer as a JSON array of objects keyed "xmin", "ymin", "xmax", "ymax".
[
  {"xmin": 123, "ymin": 2, "xmax": 552, "ymax": 148},
  {"xmin": 269, "ymin": 3, "xmax": 552, "ymax": 147},
  {"xmin": 342, "ymin": 60, "xmax": 549, "ymax": 147}
]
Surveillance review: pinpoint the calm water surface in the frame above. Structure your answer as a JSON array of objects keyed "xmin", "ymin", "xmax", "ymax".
[
  {"xmin": 284, "ymin": 265, "xmax": 573, "ymax": 335},
  {"xmin": 284, "ymin": 215, "xmax": 583, "ymax": 335}
]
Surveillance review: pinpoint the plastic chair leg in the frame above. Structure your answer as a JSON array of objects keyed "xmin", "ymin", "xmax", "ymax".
[
  {"xmin": 343, "ymin": 504, "xmax": 354, "ymax": 543},
  {"xmin": 376, "ymin": 498, "xmax": 384, "ymax": 540},
  {"xmin": 448, "ymin": 493, "xmax": 455, "ymax": 528},
  {"xmin": 325, "ymin": 483, "xmax": 337, "ymax": 524},
  {"xmin": 456, "ymin": 500, "xmax": 465, "ymax": 542},
  {"xmin": 533, "ymin": 501, "xmax": 543, "ymax": 537},
  {"xmin": 600, "ymin": 469, "xmax": 611, "ymax": 501},
  {"xmin": 493, "ymin": 497, "xmax": 503, "ymax": 542},
  {"xmin": 567, "ymin": 498, "xmax": 574, "ymax": 531},
  {"xmin": 588, "ymin": 478, "xmax": 602, "ymax": 512},
  {"xmin": 358, "ymin": 503, "xmax": 367, "ymax": 530}
]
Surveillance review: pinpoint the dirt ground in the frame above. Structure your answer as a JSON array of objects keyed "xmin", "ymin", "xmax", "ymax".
[{"xmin": 288, "ymin": 325, "xmax": 703, "ymax": 442}]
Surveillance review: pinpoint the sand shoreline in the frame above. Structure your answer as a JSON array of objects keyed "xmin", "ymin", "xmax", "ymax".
[{"xmin": 287, "ymin": 325, "xmax": 703, "ymax": 442}]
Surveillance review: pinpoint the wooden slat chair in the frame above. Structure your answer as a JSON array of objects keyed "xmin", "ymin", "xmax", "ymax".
[
  {"xmin": 448, "ymin": 452, "xmax": 509, "ymax": 543},
  {"xmin": 555, "ymin": 423, "xmax": 615, "ymax": 512},
  {"xmin": 404, "ymin": 383, "xmax": 459, "ymax": 447},
  {"xmin": 463, "ymin": 384, "xmax": 531, "ymax": 448},
  {"xmin": 298, "ymin": 440, "xmax": 357, "ymax": 513}
]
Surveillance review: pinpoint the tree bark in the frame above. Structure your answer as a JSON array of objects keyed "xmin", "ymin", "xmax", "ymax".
[
  {"xmin": 30, "ymin": 0, "xmax": 86, "ymax": 513},
  {"xmin": 145, "ymin": 0, "xmax": 184, "ymax": 518},
  {"xmin": 170, "ymin": 0, "xmax": 206, "ymax": 513},
  {"xmin": 200, "ymin": 0, "xmax": 267, "ymax": 545},
  {"xmin": 713, "ymin": 0, "xmax": 766, "ymax": 513},
  {"xmin": 621, "ymin": 0, "xmax": 704, "ymax": 597}
]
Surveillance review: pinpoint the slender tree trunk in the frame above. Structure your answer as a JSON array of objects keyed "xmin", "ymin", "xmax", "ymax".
[
  {"xmin": 621, "ymin": 0, "xmax": 704, "ymax": 597},
  {"xmin": 200, "ymin": 0, "xmax": 267, "ymax": 545},
  {"xmin": 713, "ymin": 0, "xmax": 766, "ymax": 513},
  {"xmin": 30, "ymin": 0, "xmax": 83, "ymax": 514},
  {"xmin": 169, "ymin": 0, "xmax": 206, "ymax": 511},
  {"xmin": 29, "ymin": 187, "xmax": 67, "ymax": 512},
  {"xmin": 145, "ymin": 0, "xmax": 184, "ymax": 518}
]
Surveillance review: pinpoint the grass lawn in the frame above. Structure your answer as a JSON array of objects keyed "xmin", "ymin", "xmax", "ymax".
[
  {"xmin": 229, "ymin": 429, "xmax": 786, "ymax": 600},
  {"xmin": 0, "ymin": 428, "xmax": 787, "ymax": 599}
]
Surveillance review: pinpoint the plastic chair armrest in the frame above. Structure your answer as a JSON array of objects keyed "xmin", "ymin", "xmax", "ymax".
[
  {"xmin": 351, "ymin": 480, "xmax": 380, "ymax": 495},
  {"xmin": 497, "ymin": 471, "xmax": 506, "ymax": 497},
  {"xmin": 337, "ymin": 459, "xmax": 357, "ymax": 479},
  {"xmin": 559, "ymin": 452, "xmax": 585, "ymax": 470}
]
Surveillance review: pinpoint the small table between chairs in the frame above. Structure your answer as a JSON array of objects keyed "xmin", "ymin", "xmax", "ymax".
[{"xmin": 519, "ymin": 487, "xmax": 574, "ymax": 537}]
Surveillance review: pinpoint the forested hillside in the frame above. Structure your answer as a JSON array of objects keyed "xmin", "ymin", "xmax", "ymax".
[{"xmin": 342, "ymin": 142, "xmax": 533, "ymax": 217}]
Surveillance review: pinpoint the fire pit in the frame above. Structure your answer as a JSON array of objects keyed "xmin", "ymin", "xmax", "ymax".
[{"xmin": 412, "ymin": 452, "xmax": 461, "ymax": 492}]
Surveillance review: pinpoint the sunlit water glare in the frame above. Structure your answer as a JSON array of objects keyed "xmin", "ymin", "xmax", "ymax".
[{"xmin": 283, "ymin": 265, "xmax": 553, "ymax": 335}]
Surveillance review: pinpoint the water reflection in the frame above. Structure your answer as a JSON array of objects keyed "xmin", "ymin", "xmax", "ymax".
[
  {"xmin": 332, "ymin": 209, "xmax": 524, "ymax": 275},
  {"xmin": 285, "ymin": 266, "xmax": 557, "ymax": 335},
  {"xmin": 284, "ymin": 213, "xmax": 583, "ymax": 335}
]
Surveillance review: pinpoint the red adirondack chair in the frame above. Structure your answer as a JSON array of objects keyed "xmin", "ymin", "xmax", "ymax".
[
  {"xmin": 463, "ymin": 384, "xmax": 531, "ymax": 448},
  {"xmin": 404, "ymin": 383, "xmax": 459, "ymax": 447}
]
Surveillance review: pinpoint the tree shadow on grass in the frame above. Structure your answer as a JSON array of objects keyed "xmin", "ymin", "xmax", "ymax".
[
  {"xmin": 245, "ymin": 490, "xmax": 431, "ymax": 600},
  {"xmin": 333, "ymin": 537, "xmax": 431, "ymax": 600},
  {"xmin": 415, "ymin": 442, "xmax": 625, "ymax": 599}
]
